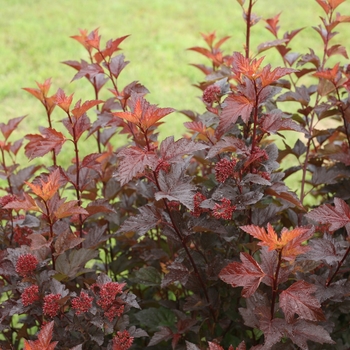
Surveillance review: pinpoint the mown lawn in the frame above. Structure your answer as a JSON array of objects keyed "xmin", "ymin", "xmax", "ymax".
[{"xmin": 0, "ymin": 0, "xmax": 350, "ymax": 161}]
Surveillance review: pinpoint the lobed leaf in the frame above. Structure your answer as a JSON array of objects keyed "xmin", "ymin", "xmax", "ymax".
[
  {"xmin": 25, "ymin": 128, "xmax": 66, "ymax": 160},
  {"xmin": 219, "ymin": 252, "xmax": 265, "ymax": 297},
  {"xmin": 279, "ymin": 281, "xmax": 325, "ymax": 323}
]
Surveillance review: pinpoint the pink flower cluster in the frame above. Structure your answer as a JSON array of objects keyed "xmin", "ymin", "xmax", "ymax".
[
  {"xmin": 21, "ymin": 285, "xmax": 40, "ymax": 307},
  {"xmin": 112, "ymin": 330, "xmax": 134, "ymax": 350},
  {"xmin": 43, "ymin": 293, "xmax": 61, "ymax": 318},
  {"xmin": 15, "ymin": 254, "xmax": 38, "ymax": 277},
  {"xmin": 71, "ymin": 291, "xmax": 93, "ymax": 315},
  {"xmin": 212, "ymin": 198, "xmax": 236, "ymax": 220},
  {"xmin": 191, "ymin": 192, "xmax": 209, "ymax": 217},
  {"xmin": 203, "ymin": 85, "xmax": 221, "ymax": 104},
  {"xmin": 215, "ymin": 158, "xmax": 236, "ymax": 183},
  {"xmin": 93, "ymin": 282, "xmax": 126, "ymax": 322}
]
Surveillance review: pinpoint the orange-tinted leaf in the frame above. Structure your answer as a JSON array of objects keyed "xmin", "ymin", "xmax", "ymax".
[
  {"xmin": 54, "ymin": 199, "xmax": 89, "ymax": 219},
  {"xmin": 329, "ymin": 0, "xmax": 346, "ymax": 10},
  {"xmin": 240, "ymin": 223, "xmax": 312, "ymax": 256},
  {"xmin": 26, "ymin": 168, "xmax": 61, "ymax": 201},
  {"xmin": 200, "ymin": 31, "xmax": 216, "ymax": 47},
  {"xmin": 56, "ymin": 88, "xmax": 74, "ymax": 113},
  {"xmin": 3, "ymin": 193, "xmax": 39, "ymax": 212},
  {"xmin": 214, "ymin": 35, "xmax": 231, "ymax": 50},
  {"xmin": 260, "ymin": 65, "xmax": 296, "ymax": 87},
  {"xmin": 315, "ymin": 0, "xmax": 330, "ymax": 14},
  {"xmin": 71, "ymin": 99, "xmax": 103, "ymax": 119},
  {"xmin": 187, "ymin": 46, "xmax": 217, "ymax": 62},
  {"xmin": 232, "ymin": 52, "xmax": 265, "ymax": 79},
  {"xmin": 23, "ymin": 78, "xmax": 52, "ymax": 103},
  {"xmin": 114, "ymin": 94, "xmax": 174, "ymax": 131},
  {"xmin": 85, "ymin": 28, "xmax": 100, "ymax": 50},
  {"xmin": 25, "ymin": 128, "xmax": 66, "ymax": 159},
  {"xmin": 94, "ymin": 34, "xmax": 130, "ymax": 63},
  {"xmin": 23, "ymin": 321, "xmax": 58, "ymax": 350},
  {"xmin": 219, "ymin": 252, "xmax": 265, "ymax": 297},
  {"xmin": 280, "ymin": 281, "xmax": 325, "ymax": 323},
  {"xmin": 71, "ymin": 29, "xmax": 91, "ymax": 51},
  {"xmin": 313, "ymin": 63, "xmax": 340, "ymax": 82}
]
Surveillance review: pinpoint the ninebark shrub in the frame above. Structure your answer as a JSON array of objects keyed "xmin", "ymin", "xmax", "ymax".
[{"xmin": 1, "ymin": 0, "xmax": 350, "ymax": 349}]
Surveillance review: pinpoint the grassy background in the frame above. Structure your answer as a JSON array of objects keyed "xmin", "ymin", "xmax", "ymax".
[{"xmin": 1, "ymin": 0, "xmax": 350, "ymax": 170}]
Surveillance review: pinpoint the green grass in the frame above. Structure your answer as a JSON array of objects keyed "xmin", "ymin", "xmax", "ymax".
[{"xmin": 1, "ymin": 0, "xmax": 350, "ymax": 186}]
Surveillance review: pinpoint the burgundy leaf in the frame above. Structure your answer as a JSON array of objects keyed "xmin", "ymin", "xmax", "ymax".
[
  {"xmin": 279, "ymin": 281, "xmax": 325, "ymax": 322},
  {"xmin": 72, "ymin": 62, "xmax": 104, "ymax": 81},
  {"xmin": 219, "ymin": 252, "xmax": 265, "ymax": 297},
  {"xmin": 116, "ymin": 146, "xmax": 158, "ymax": 186},
  {"xmin": 117, "ymin": 205, "xmax": 161, "ymax": 237},
  {"xmin": 108, "ymin": 54, "xmax": 129, "ymax": 79},
  {"xmin": 25, "ymin": 128, "xmax": 66, "ymax": 159},
  {"xmin": 159, "ymin": 136, "xmax": 208, "ymax": 163},
  {"xmin": 161, "ymin": 262, "xmax": 189, "ymax": 288},
  {"xmin": 306, "ymin": 197, "xmax": 350, "ymax": 231},
  {"xmin": 155, "ymin": 163, "xmax": 196, "ymax": 210},
  {"xmin": 148, "ymin": 327, "xmax": 173, "ymax": 347},
  {"xmin": 218, "ymin": 94, "xmax": 254, "ymax": 135},
  {"xmin": 53, "ymin": 230, "xmax": 84, "ymax": 256},
  {"xmin": 207, "ymin": 136, "xmax": 248, "ymax": 159},
  {"xmin": 0, "ymin": 116, "xmax": 26, "ymax": 140},
  {"xmin": 287, "ymin": 319, "xmax": 335, "ymax": 348}
]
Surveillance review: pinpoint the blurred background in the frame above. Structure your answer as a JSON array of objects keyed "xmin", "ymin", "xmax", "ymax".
[{"xmin": 1, "ymin": 0, "xmax": 350, "ymax": 140}]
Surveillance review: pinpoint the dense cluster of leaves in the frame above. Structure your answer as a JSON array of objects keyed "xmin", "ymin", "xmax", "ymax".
[{"xmin": 1, "ymin": 0, "xmax": 350, "ymax": 349}]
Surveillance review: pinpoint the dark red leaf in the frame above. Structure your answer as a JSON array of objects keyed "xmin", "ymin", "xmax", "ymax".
[
  {"xmin": 257, "ymin": 39, "xmax": 288, "ymax": 54},
  {"xmin": 218, "ymin": 94, "xmax": 254, "ymax": 134},
  {"xmin": 148, "ymin": 327, "xmax": 173, "ymax": 347},
  {"xmin": 117, "ymin": 205, "xmax": 161, "ymax": 237},
  {"xmin": 54, "ymin": 200, "xmax": 89, "ymax": 219},
  {"xmin": 327, "ymin": 44, "xmax": 348, "ymax": 59},
  {"xmin": 219, "ymin": 252, "xmax": 265, "ymax": 297},
  {"xmin": 265, "ymin": 13, "xmax": 281, "ymax": 38},
  {"xmin": 306, "ymin": 197, "xmax": 350, "ymax": 232},
  {"xmin": 159, "ymin": 136, "xmax": 208, "ymax": 163},
  {"xmin": 108, "ymin": 54, "xmax": 129, "ymax": 79},
  {"xmin": 161, "ymin": 262, "xmax": 189, "ymax": 288},
  {"xmin": 155, "ymin": 163, "xmax": 196, "ymax": 210},
  {"xmin": 287, "ymin": 320, "xmax": 335, "ymax": 348},
  {"xmin": 116, "ymin": 146, "xmax": 158, "ymax": 186},
  {"xmin": 0, "ymin": 116, "xmax": 26, "ymax": 140},
  {"xmin": 280, "ymin": 281, "xmax": 325, "ymax": 322},
  {"xmin": 72, "ymin": 62, "xmax": 104, "ymax": 81},
  {"xmin": 25, "ymin": 128, "xmax": 66, "ymax": 159}
]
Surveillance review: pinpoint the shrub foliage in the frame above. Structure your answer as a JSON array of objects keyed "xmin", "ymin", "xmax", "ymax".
[{"xmin": 1, "ymin": 0, "xmax": 350, "ymax": 349}]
